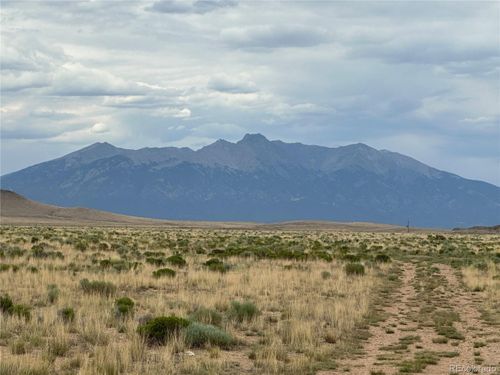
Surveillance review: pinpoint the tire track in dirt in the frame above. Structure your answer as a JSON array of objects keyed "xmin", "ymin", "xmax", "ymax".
[
  {"xmin": 322, "ymin": 262, "xmax": 417, "ymax": 375},
  {"xmin": 320, "ymin": 262, "xmax": 500, "ymax": 375},
  {"xmin": 422, "ymin": 264, "xmax": 500, "ymax": 375}
]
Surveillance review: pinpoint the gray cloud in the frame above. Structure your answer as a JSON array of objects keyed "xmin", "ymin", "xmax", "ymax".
[
  {"xmin": 350, "ymin": 38, "xmax": 500, "ymax": 66},
  {"xmin": 220, "ymin": 25, "xmax": 330, "ymax": 49},
  {"xmin": 208, "ymin": 74, "xmax": 257, "ymax": 94}
]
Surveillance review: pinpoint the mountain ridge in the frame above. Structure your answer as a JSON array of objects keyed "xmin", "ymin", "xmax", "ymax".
[{"xmin": 1, "ymin": 134, "xmax": 498, "ymax": 228}]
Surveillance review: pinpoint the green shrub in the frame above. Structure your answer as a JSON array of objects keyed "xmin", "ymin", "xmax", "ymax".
[
  {"xmin": 79, "ymin": 278, "xmax": 116, "ymax": 297},
  {"xmin": 474, "ymin": 261, "xmax": 488, "ymax": 271},
  {"xmin": 189, "ymin": 307, "xmax": 223, "ymax": 327},
  {"xmin": 146, "ymin": 257, "xmax": 166, "ymax": 266},
  {"xmin": 115, "ymin": 297, "xmax": 134, "ymax": 317},
  {"xmin": 98, "ymin": 242, "xmax": 110, "ymax": 251},
  {"xmin": 0, "ymin": 264, "xmax": 10, "ymax": 272},
  {"xmin": 75, "ymin": 241, "xmax": 88, "ymax": 252},
  {"xmin": 315, "ymin": 251, "xmax": 333, "ymax": 262},
  {"xmin": 11, "ymin": 304, "xmax": 31, "ymax": 321},
  {"xmin": 166, "ymin": 254, "xmax": 187, "ymax": 267},
  {"xmin": 0, "ymin": 294, "xmax": 13, "ymax": 313},
  {"xmin": 0, "ymin": 245, "xmax": 25, "ymax": 258},
  {"xmin": 0, "ymin": 294, "xmax": 29, "ymax": 320},
  {"xmin": 137, "ymin": 316, "xmax": 190, "ymax": 345},
  {"xmin": 204, "ymin": 258, "xmax": 230, "ymax": 273},
  {"xmin": 321, "ymin": 271, "xmax": 332, "ymax": 279},
  {"xmin": 186, "ymin": 322, "xmax": 234, "ymax": 348},
  {"xmin": 152, "ymin": 268, "xmax": 176, "ymax": 278},
  {"xmin": 229, "ymin": 301, "xmax": 259, "ymax": 322},
  {"xmin": 99, "ymin": 259, "xmax": 112, "ymax": 268},
  {"xmin": 342, "ymin": 253, "xmax": 361, "ymax": 262},
  {"xmin": 204, "ymin": 258, "xmax": 222, "ymax": 267},
  {"xmin": 345, "ymin": 262, "xmax": 365, "ymax": 276},
  {"xmin": 374, "ymin": 254, "xmax": 391, "ymax": 263},
  {"xmin": 47, "ymin": 284, "xmax": 60, "ymax": 304},
  {"xmin": 58, "ymin": 307, "xmax": 75, "ymax": 323}
]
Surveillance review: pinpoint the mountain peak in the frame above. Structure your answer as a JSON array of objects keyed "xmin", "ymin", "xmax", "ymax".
[
  {"xmin": 342, "ymin": 143, "xmax": 376, "ymax": 151},
  {"xmin": 64, "ymin": 141, "xmax": 121, "ymax": 164},
  {"xmin": 87, "ymin": 141, "xmax": 116, "ymax": 150},
  {"xmin": 239, "ymin": 133, "xmax": 269, "ymax": 144}
]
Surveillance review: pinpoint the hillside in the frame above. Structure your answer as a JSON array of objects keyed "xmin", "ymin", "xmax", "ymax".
[
  {"xmin": 0, "ymin": 189, "xmax": 165, "ymax": 225},
  {"xmin": 452, "ymin": 225, "xmax": 500, "ymax": 234},
  {"xmin": 1, "ymin": 134, "xmax": 499, "ymax": 228},
  {"xmin": 0, "ymin": 190, "xmax": 417, "ymax": 232}
]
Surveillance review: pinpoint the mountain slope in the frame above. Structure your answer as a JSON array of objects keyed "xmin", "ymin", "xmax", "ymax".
[{"xmin": 1, "ymin": 134, "xmax": 498, "ymax": 228}]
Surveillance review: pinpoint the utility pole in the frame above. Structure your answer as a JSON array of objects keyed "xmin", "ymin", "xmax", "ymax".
[{"xmin": 406, "ymin": 218, "xmax": 410, "ymax": 233}]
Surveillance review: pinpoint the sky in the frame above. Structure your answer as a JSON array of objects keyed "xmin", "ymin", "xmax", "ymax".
[{"xmin": 1, "ymin": 0, "xmax": 499, "ymax": 185}]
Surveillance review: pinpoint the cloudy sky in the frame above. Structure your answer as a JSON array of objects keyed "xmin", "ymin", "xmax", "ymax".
[{"xmin": 1, "ymin": 1, "xmax": 499, "ymax": 185}]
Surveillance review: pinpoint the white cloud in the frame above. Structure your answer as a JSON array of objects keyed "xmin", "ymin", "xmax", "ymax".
[
  {"xmin": 165, "ymin": 135, "xmax": 216, "ymax": 149},
  {"xmin": 91, "ymin": 122, "xmax": 109, "ymax": 133},
  {"xmin": 153, "ymin": 107, "xmax": 191, "ymax": 118},
  {"xmin": 148, "ymin": 0, "xmax": 236, "ymax": 14},
  {"xmin": 460, "ymin": 116, "xmax": 494, "ymax": 124},
  {"xmin": 49, "ymin": 63, "xmax": 143, "ymax": 96}
]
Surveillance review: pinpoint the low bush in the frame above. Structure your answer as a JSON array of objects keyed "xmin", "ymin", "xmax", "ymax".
[
  {"xmin": 229, "ymin": 301, "xmax": 259, "ymax": 322},
  {"xmin": 342, "ymin": 253, "xmax": 361, "ymax": 262},
  {"xmin": 321, "ymin": 271, "xmax": 332, "ymax": 279},
  {"xmin": 186, "ymin": 322, "xmax": 234, "ymax": 349},
  {"xmin": 374, "ymin": 254, "xmax": 391, "ymax": 263},
  {"xmin": 146, "ymin": 257, "xmax": 167, "ymax": 266},
  {"xmin": 204, "ymin": 258, "xmax": 230, "ymax": 273},
  {"xmin": 80, "ymin": 278, "xmax": 116, "ymax": 297},
  {"xmin": 315, "ymin": 251, "xmax": 333, "ymax": 262},
  {"xmin": 345, "ymin": 262, "xmax": 365, "ymax": 276},
  {"xmin": 31, "ymin": 244, "xmax": 64, "ymax": 260},
  {"xmin": 0, "ymin": 245, "xmax": 25, "ymax": 258},
  {"xmin": 11, "ymin": 304, "xmax": 31, "ymax": 321},
  {"xmin": 189, "ymin": 307, "xmax": 223, "ymax": 327},
  {"xmin": 0, "ymin": 264, "xmax": 10, "ymax": 272},
  {"xmin": 0, "ymin": 294, "xmax": 29, "ymax": 320},
  {"xmin": 204, "ymin": 258, "xmax": 222, "ymax": 267},
  {"xmin": 137, "ymin": 315, "xmax": 190, "ymax": 345},
  {"xmin": 114, "ymin": 297, "xmax": 134, "ymax": 317},
  {"xmin": 58, "ymin": 307, "xmax": 75, "ymax": 323},
  {"xmin": 152, "ymin": 268, "xmax": 176, "ymax": 278},
  {"xmin": 47, "ymin": 284, "xmax": 60, "ymax": 304},
  {"xmin": 0, "ymin": 294, "xmax": 13, "ymax": 313},
  {"xmin": 166, "ymin": 254, "xmax": 187, "ymax": 267},
  {"xmin": 74, "ymin": 241, "xmax": 88, "ymax": 252}
]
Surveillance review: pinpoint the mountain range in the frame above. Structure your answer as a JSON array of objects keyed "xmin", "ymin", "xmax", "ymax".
[{"xmin": 1, "ymin": 134, "xmax": 498, "ymax": 228}]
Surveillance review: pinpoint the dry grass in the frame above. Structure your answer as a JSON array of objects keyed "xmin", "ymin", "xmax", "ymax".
[
  {"xmin": 0, "ymin": 226, "xmax": 388, "ymax": 374},
  {"xmin": 0, "ymin": 226, "xmax": 498, "ymax": 374},
  {"xmin": 462, "ymin": 261, "xmax": 500, "ymax": 326}
]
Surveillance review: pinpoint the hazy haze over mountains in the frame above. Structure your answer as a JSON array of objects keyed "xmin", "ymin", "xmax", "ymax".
[{"xmin": 1, "ymin": 134, "xmax": 498, "ymax": 228}]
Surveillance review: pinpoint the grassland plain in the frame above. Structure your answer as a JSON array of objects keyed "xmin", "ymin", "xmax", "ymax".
[{"xmin": 0, "ymin": 226, "xmax": 498, "ymax": 374}]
